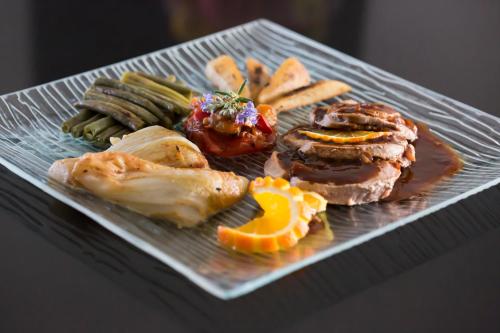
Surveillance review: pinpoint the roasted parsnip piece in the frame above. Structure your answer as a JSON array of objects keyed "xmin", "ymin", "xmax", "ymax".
[
  {"xmin": 258, "ymin": 57, "xmax": 310, "ymax": 103},
  {"xmin": 246, "ymin": 58, "xmax": 271, "ymax": 100},
  {"xmin": 205, "ymin": 55, "xmax": 250, "ymax": 97},
  {"xmin": 270, "ymin": 80, "xmax": 352, "ymax": 113}
]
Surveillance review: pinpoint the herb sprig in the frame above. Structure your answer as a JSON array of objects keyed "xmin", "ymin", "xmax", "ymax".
[{"xmin": 197, "ymin": 80, "xmax": 258, "ymax": 125}]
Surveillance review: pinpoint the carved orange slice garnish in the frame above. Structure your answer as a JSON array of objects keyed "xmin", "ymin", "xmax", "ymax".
[{"xmin": 217, "ymin": 176, "xmax": 327, "ymax": 253}]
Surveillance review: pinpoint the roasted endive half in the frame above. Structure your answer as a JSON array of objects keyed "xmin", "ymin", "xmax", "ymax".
[
  {"xmin": 48, "ymin": 152, "xmax": 248, "ymax": 227},
  {"xmin": 107, "ymin": 125, "xmax": 209, "ymax": 168}
]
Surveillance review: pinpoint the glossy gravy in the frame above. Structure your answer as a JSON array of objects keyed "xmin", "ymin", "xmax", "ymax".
[
  {"xmin": 384, "ymin": 123, "xmax": 462, "ymax": 201},
  {"xmin": 278, "ymin": 151, "xmax": 384, "ymax": 185}
]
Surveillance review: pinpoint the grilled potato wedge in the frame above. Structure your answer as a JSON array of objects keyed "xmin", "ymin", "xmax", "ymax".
[
  {"xmin": 270, "ymin": 80, "xmax": 352, "ymax": 113},
  {"xmin": 246, "ymin": 57, "xmax": 271, "ymax": 100},
  {"xmin": 205, "ymin": 55, "xmax": 250, "ymax": 97},
  {"xmin": 258, "ymin": 57, "xmax": 310, "ymax": 103}
]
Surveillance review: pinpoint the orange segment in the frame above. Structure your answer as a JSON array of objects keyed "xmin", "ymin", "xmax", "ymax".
[
  {"xmin": 217, "ymin": 176, "xmax": 328, "ymax": 253},
  {"xmin": 256, "ymin": 104, "xmax": 277, "ymax": 126},
  {"xmin": 303, "ymin": 191, "xmax": 328, "ymax": 215},
  {"xmin": 298, "ymin": 129, "xmax": 392, "ymax": 143}
]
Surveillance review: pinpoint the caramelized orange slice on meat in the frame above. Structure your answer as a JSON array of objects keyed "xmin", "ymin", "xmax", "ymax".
[{"xmin": 298, "ymin": 129, "xmax": 392, "ymax": 143}]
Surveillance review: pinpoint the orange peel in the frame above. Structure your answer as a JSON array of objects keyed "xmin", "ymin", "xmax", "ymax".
[
  {"xmin": 217, "ymin": 176, "xmax": 327, "ymax": 253},
  {"xmin": 298, "ymin": 129, "xmax": 392, "ymax": 143}
]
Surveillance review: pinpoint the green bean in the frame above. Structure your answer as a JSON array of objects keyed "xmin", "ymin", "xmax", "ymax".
[
  {"xmin": 145, "ymin": 89, "xmax": 191, "ymax": 116},
  {"xmin": 83, "ymin": 116, "xmax": 116, "ymax": 140},
  {"xmin": 160, "ymin": 114, "xmax": 173, "ymax": 129},
  {"xmin": 91, "ymin": 85, "xmax": 169, "ymax": 124},
  {"xmin": 91, "ymin": 140, "xmax": 111, "ymax": 149},
  {"xmin": 95, "ymin": 124, "xmax": 124, "ymax": 140},
  {"xmin": 121, "ymin": 72, "xmax": 190, "ymax": 107},
  {"xmin": 168, "ymin": 74, "xmax": 201, "ymax": 96},
  {"xmin": 134, "ymin": 72, "xmax": 192, "ymax": 98},
  {"xmin": 74, "ymin": 100, "xmax": 145, "ymax": 131},
  {"xmin": 85, "ymin": 90, "xmax": 159, "ymax": 125},
  {"xmin": 92, "ymin": 124, "xmax": 125, "ymax": 147},
  {"xmin": 70, "ymin": 113, "xmax": 103, "ymax": 138},
  {"xmin": 110, "ymin": 128, "xmax": 131, "ymax": 140},
  {"xmin": 61, "ymin": 109, "xmax": 94, "ymax": 133},
  {"xmin": 94, "ymin": 77, "xmax": 181, "ymax": 115}
]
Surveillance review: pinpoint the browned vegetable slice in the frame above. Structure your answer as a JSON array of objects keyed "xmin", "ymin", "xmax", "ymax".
[
  {"xmin": 205, "ymin": 55, "xmax": 250, "ymax": 97},
  {"xmin": 258, "ymin": 57, "xmax": 310, "ymax": 103},
  {"xmin": 246, "ymin": 58, "xmax": 271, "ymax": 100},
  {"xmin": 270, "ymin": 80, "xmax": 352, "ymax": 113}
]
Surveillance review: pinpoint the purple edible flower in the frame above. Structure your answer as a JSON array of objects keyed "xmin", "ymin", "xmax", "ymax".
[
  {"xmin": 200, "ymin": 93, "xmax": 213, "ymax": 113},
  {"xmin": 235, "ymin": 101, "xmax": 258, "ymax": 125}
]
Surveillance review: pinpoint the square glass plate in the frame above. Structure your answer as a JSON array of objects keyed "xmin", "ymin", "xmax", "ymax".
[{"xmin": 1, "ymin": 19, "xmax": 499, "ymax": 299}]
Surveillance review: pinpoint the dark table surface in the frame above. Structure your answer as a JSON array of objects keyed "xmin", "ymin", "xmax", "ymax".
[{"xmin": 1, "ymin": 1, "xmax": 500, "ymax": 332}]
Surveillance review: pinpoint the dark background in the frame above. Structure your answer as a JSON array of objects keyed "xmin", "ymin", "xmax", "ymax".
[{"xmin": 1, "ymin": 0, "xmax": 499, "ymax": 332}]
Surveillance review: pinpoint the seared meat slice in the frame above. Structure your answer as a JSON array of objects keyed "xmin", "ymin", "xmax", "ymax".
[
  {"xmin": 267, "ymin": 100, "xmax": 419, "ymax": 206},
  {"xmin": 310, "ymin": 100, "xmax": 418, "ymax": 142},
  {"xmin": 292, "ymin": 163, "xmax": 400, "ymax": 205},
  {"xmin": 401, "ymin": 143, "xmax": 416, "ymax": 168},
  {"xmin": 264, "ymin": 151, "xmax": 401, "ymax": 205},
  {"xmin": 264, "ymin": 151, "xmax": 289, "ymax": 179},
  {"xmin": 282, "ymin": 126, "xmax": 410, "ymax": 164}
]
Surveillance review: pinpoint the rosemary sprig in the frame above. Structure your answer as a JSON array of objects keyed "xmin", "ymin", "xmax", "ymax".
[
  {"xmin": 201, "ymin": 79, "xmax": 256, "ymax": 121},
  {"xmin": 235, "ymin": 97, "xmax": 251, "ymax": 103},
  {"xmin": 214, "ymin": 90, "xmax": 231, "ymax": 96},
  {"xmin": 237, "ymin": 79, "xmax": 247, "ymax": 95}
]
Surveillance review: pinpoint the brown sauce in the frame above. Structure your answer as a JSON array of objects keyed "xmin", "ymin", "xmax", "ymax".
[
  {"xmin": 384, "ymin": 123, "xmax": 462, "ymax": 201},
  {"xmin": 278, "ymin": 151, "xmax": 382, "ymax": 185},
  {"xmin": 280, "ymin": 123, "xmax": 461, "ymax": 201},
  {"xmin": 291, "ymin": 160, "xmax": 381, "ymax": 185}
]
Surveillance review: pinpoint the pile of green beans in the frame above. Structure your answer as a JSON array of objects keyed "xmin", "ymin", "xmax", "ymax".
[{"xmin": 60, "ymin": 71, "xmax": 195, "ymax": 147}]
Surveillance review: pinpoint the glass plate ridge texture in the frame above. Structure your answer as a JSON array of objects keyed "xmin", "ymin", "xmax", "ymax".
[{"xmin": 0, "ymin": 19, "xmax": 499, "ymax": 299}]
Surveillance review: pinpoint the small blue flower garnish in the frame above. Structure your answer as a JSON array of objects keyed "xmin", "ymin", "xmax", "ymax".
[
  {"xmin": 235, "ymin": 101, "xmax": 258, "ymax": 125},
  {"xmin": 200, "ymin": 93, "xmax": 213, "ymax": 113},
  {"xmin": 198, "ymin": 80, "xmax": 258, "ymax": 123}
]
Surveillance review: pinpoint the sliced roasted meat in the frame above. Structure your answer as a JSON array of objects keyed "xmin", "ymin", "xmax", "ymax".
[
  {"xmin": 264, "ymin": 151, "xmax": 401, "ymax": 205},
  {"xmin": 310, "ymin": 100, "xmax": 418, "ymax": 142},
  {"xmin": 282, "ymin": 126, "xmax": 411, "ymax": 165},
  {"xmin": 266, "ymin": 100, "xmax": 419, "ymax": 206}
]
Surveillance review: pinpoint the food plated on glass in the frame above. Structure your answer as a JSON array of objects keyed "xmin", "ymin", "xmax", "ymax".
[
  {"xmin": 49, "ymin": 57, "xmax": 460, "ymax": 251},
  {"xmin": 51, "ymin": 51, "xmax": 359, "ymax": 252},
  {"xmin": 2, "ymin": 20, "xmax": 492, "ymax": 299},
  {"xmin": 47, "ymin": 53, "xmax": 462, "ymax": 281}
]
